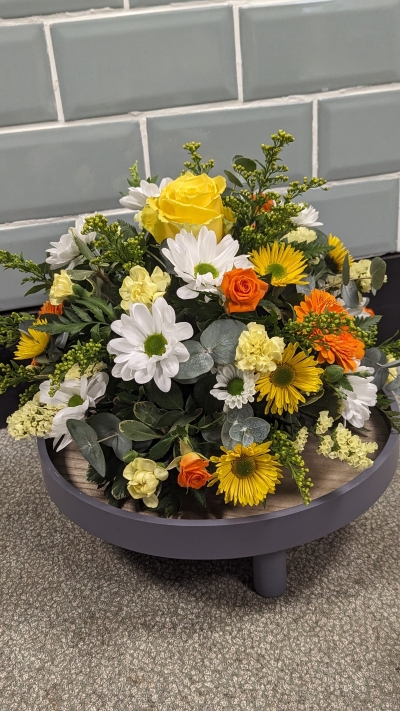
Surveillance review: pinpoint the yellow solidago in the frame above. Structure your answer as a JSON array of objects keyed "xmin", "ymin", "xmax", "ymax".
[
  {"xmin": 209, "ymin": 442, "xmax": 282, "ymax": 507},
  {"xmin": 7, "ymin": 397, "xmax": 64, "ymax": 440},
  {"xmin": 317, "ymin": 423, "xmax": 377, "ymax": 471},
  {"xmin": 327, "ymin": 234, "xmax": 354, "ymax": 272},
  {"xmin": 235, "ymin": 322, "xmax": 285, "ymax": 374},
  {"xmin": 256, "ymin": 343, "xmax": 323, "ymax": 415},
  {"xmin": 49, "ymin": 270, "xmax": 74, "ymax": 306},
  {"xmin": 14, "ymin": 319, "xmax": 50, "ymax": 361},
  {"xmin": 119, "ymin": 265, "xmax": 170, "ymax": 311},
  {"xmin": 250, "ymin": 241, "xmax": 308, "ymax": 287}
]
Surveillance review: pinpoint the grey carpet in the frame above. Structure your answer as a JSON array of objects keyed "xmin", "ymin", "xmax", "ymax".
[{"xmin": 0, "ymin": 429, "xmax": 399, "ymax": 711}]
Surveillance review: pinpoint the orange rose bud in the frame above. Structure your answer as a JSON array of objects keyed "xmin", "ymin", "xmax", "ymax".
[
  {"xmin": 221, "ymin": 267, "xmax": 268, "ymax": 314},
  {"xmin": 38, "ymin": 300, "xmax": 64, "ymax": 316},
  {"xmin": 177, "ymin": 453, "xmax": 212, "ymax": 490}
]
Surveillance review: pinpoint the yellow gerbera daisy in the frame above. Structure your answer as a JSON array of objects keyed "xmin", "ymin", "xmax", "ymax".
[
  {"xmin": 256, "ymin": 342, "xmax": 323, "ymax": 415},
  {"xmin": 14, "ymin": 319, "xmax": 50, "ymax": 361},
  {"xmin": 209, "ymin": 442, "xmax": 283, "ymax": 506},
  {"xmin": 250, "ymin": 242, "xmax": 308, "ymax": 287},
  {"xmin": 327, "ymin": 234, "xmax": 354, "ymax": 272}
]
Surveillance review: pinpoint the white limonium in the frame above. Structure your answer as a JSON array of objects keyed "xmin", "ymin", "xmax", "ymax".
[
  {"xmin": 107, "ymin": 297, "xmax": 193, "ymax": 392},
  {"xmin": 162, "ymin": 227, "xmax": 251, "ymax": 300},
  {"xmin": 210, "ymin": 364, "xmax": 257, "ymax": 411},
  {"xmin": 339, "ymin": 366, "xmax": 378, "ymax": 428},
  {"xmin": 39, "ymin": 372, "xmax": 109, "ymax": 450},
  {"xmin": 119, "ymin": 178, "xmax": 172, "ymax": 211},
  {"xmin": 46, "ymin": 217, "xmax": 96, "ymax": 270},
  {"xmin": 291, "ymin": 204, "xmax": 322, "ymax": 228}
]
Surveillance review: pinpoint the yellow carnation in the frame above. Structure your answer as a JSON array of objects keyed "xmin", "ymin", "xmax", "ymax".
[
  {"xmin": 123, "ymin": 457, "xmax": 168, "ymax": 508},
  {"xmin": 49, "ymin": 270, "xmax": 74, "ymax": 305},
  {"xmin": 119, "ymin": 266, "xmax": 170, "ymax": 311},
  {"xmin": 385, "ymin": 353, "xmax": 398, "ymax": 384},
  {"xmin": 284, "ymin": 227, "xmax": 317, "ymax": 244},
  {"xmin": 139, "ymin": 171, "xmax": 235, "ymax": 244},
  {"xmin": 235, "ymin": 322, "xmax": 285, "ymax": 373}
]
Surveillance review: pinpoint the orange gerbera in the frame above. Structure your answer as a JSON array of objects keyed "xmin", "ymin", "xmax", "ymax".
[
  {"xmin": 312, "ymin": 331, "xmax": 365, "ymax": 372},
  {"xmin": 294, "ymin": 289, "xmax": 346, "ymax": 321},
  {"xmin": 38, "ymin": 300, "xmax": 64, "ymax": 316}
]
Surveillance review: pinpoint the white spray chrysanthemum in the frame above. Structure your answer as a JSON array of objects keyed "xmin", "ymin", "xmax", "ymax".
[
  {"xmin": 107, "ymin": 297, "xmax": 193, "ymax": 392},
  {"xmin": 46, "ymin": 217, "xmax": 96, "ymax": 270},
  {"xmin": 119, "ymin": 178, "xmax": 172, "ymax": 211},
  {"xmin": 210, "ymin": 364, "xmax": 257, "ymax": 411},
  {"xmin": 162, "ymin": 227, "xmax": 251, "ymax": 299},
  {"xmin": 290, "ymin": 204, "xmax": 322, "ymax": 228},
  {"xmin": 339, "ymin": 366, "xmax": 377, "ymax": 428}
]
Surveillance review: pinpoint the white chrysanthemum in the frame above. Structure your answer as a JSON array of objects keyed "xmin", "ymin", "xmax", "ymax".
[
  {"xmin": 46, "ymin": 217, "xmax": 96, "ymax": 270},
  {"xmin": 339, "ymin": 366, "xmax": 377, "ymax": 428},
  {"xmin": 290, "ymin": 204, "xmax": 322, "ymax": 228},
  {"xmin": 162, "ymin": 227, "xmax": 251, "ymax": 299},
  {"xmin": 39, "ymin": 372, "xmax": 109, "ymax": 450},
  {"xmin": 119, "ymin": 178, "xmax": 172, "ymax": 211},
  {"xmin": 107, "ymin": 297, "xmax": 193, "ymax": 392},
  {"xmin": 210, "ymin": 365, "xmax": 257, "ymax": 411}
]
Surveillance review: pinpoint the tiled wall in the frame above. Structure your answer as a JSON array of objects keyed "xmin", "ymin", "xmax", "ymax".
[{"xmin": 1, "ymin": 0, "xmax": 400, "ymax": 309}]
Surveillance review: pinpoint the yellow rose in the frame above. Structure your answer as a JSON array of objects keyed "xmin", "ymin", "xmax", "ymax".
[
  {"xmin": 49, "ymin": 270, "xmax": 74, "ymax": 305},
  {"xmin": 140, "ymin": 171, "xmax": 235, "ymax": 243},
  {"xmin": 123, "ymin": 457, "xmax": 169, "ymax": 508},
  {"xmin": 119, "ymin": 265, "xmax": 170, "ymax": 311}
]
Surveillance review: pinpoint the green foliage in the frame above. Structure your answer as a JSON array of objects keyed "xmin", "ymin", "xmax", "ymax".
[
  {"xmin": 380, "ymin": 337, "xmax": 400, "ymax": 359},
  {"xmin": 81, "ymin": 214, "xmax": 146, "ymax": 273},
  {"xmin": 0, "ymin": 361, "xmax": 45, "ymax": 395},
  {"xmin": 0, "ymin": 250, "xmax": 51, "ymax": 290},
  {"xmin": 0, "ymin": 311, "xmax": 35, "ymax": 348},
  {"xmin": 182, "ymin": 142, "xmax": 214, "ymax": 175},
  {"xmin": 270, "ymin": 429, "xmax": 313, "ymax": 505},
  {"xmin": 19, "ymin": 382, "xmax": 41, "ymax": 406},
  {"xmin": 48, "ymin": 340, "xmax": 106, "ymax": 395},
  {"xmin": 376, "ymin": 393, "xmax": 400, "ymax": 433},
  {"xmin": 128, "ymin": 161, "xmax": 141, "ymax": 187},
  {"xmin": 66, "ymin": 419, "xmax": 107, "ymax": 477}
]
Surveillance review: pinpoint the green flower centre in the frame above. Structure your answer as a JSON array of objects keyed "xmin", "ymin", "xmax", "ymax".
[
  {"xmin": 68, "ymin": 395, "xmax": 84, "ymax": 407},
  {"xmin": 194, "ymin": 262, "xmax": 219, "ymax": 278},
  {"xmin": 227, "ymin": 377, "xmax": 244, "ymax": 396},
  {"xmin": 266, "ymin": 263, "xmax": 287, "ymax": 280},
  {"xmin": 144, "ymin": 333, "xmax": 167, "ymax": 357},
  {"xmin": 232, "ymin": 457, "xmax": 256, "ymax": 478},
  {"xmin": 270, "ymin": 363, "xmax": 295, "ymax": 387}
]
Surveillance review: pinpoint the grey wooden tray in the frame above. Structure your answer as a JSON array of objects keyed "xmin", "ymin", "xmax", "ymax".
[{"xmin": 38, "ymin": 407, "xmax": 399, "ymax": 597}]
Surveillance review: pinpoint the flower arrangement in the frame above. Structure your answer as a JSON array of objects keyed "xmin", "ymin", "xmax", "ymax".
[{"xmin": 2, "ymin": 130, "xmax": 400, "ymax": 516}]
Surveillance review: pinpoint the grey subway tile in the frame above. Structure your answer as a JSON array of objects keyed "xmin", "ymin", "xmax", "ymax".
[
  {"xmin": 306, "ymin": 179, "xmax": 399, "ymax": 258},
  {"xmin": 0, "ymin": 0, "xmax": 122, "ymax": 18},
  {"xmin": 51, "ymin": 8, "xmax": 237, "ymax": 121},
  {"xmin": 0, "ymin": 25, "xmax": 57, "ymax": 127},
  {"xmin": 0, "ymin": 121, "xmax": 144, "ymax": 223},
  {"xmin": 240, "ymin": 0, "xmax": 400, "ymax": 101},
  {"xmin": 147, "ymin": 103, "xmax": 313, "ymax": 182},
  {"xmin": 319, "ymin": 91, "xmax": 400, "ymax": 180}
]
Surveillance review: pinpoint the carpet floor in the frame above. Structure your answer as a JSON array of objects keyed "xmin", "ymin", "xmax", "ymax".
[{"xmin": 0, "ymin": 429, "xmax": 399, "ymax": 711}]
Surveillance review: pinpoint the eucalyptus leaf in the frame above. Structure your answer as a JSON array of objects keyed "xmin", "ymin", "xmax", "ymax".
[
  {"xmin": 225, "ymin": 404, "xmax": 254, "ymax": 424},
  {"xmin": 233, "ymin": 157, "xmax": 257, "ymax": 172},
  {"xmin": 386, "ymin": 374, "xmax": 400, "ymax": 391},
  {"xmin": 229, "ymin": 417, "xmax": 270, "ymax": 447},
  {"xmin": 200, "ymin": 319, "xmax": 246, "ymax": 366},
  {"xmin": 66, "ymin": 419, "xmax": 106, "ymax": 477},
  {"xmin": 370, "ymin": 257, "xmax": 386, "ymax": 291},
  {"xmin": 341, "ymin": 280, "xmax": 359, "ymax": 309},
  {"xmin": 224, "ymin": 169, "xmax": 243, "ymax": 188},
  {"xmin": 89, "ymin": 413, "xmax": 132, "ymax": 459},
  {"xmin": 119, "ymin": 420, "xmax": 161, "ymax": 442},
  {"xmin": 296, "ymin": 275, "xmax": 316, "ymax": 296},
  {"xmin": 342, "ymin": 254, "xmax": 350, "ymax": 286},
  {"xmin": 175, "ymin": 341, "xmax": 214, "ymax": 380}
]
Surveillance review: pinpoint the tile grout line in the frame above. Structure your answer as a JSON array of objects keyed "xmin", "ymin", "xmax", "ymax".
[
  {"xmin": 43, "ymin": 22, "xmax": 65, "ymax": 123},
  {"xmin": 139, "ymin": 118, "xmax": 151, "ymax": 178},
  {"xmin": 232, "ymin": 3, "xmax": 244, "ymax": 103},
  {"xmin": 312, "ymin": 99, "xmax": 318, "ymax": 176},
  {"xmin": 123, "ymin": 0, "xmax": 130, "ymax": 8},
  {"xmin": 397, "ymin": 180, "xmax": 400, "ymax": 252}
]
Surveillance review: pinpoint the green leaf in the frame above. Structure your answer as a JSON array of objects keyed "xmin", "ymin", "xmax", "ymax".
[
  {"xmin": 341, "ymin": 280, "xmax": 359, "ymax": 309},
  {"xmin": 90, "ymin": 413, "xmax": 132, "ymax": 459},
  {"xmin": 200, "ymin": 319, "xmax": 246, "ymax": 366},
  {"xmin": 24, "ymin": 284, "xmax": 46, "ymax": 296},
  {"xmin": 111, "ymin": 471, "xmax": 129, "ymax": 500},
  {"xmin": 35, "ymin": 321, "xmax": 88, "ymax": 335},
  {"xmin": 122, "ymin": 449, "xmax": 139, "ymax": 463},
  {"xmin": 86, "ymin": 465, "xmax": 106, "ymax": 486},
  {"xmin": 224, "ymin": 169, "xmax": 243, "ymax": 188},
  {"xmin": 149, "ymin": 435, "xmax": 176, "ymax": 460},
  {"xmin": 370, "ymin": 257, "xmax": 386, "ymax": 291},
  {"xmin": 75, "ymin": 299, "xmax": 105, "ymax": 322},
  {"xmin": 156, "ymin": 410, "xmax": 183, "ymax": 429},
  {"xmin": 146, "ymin": 380, "xmax": 184, "ymax": 411},
  {"xmin": 66, "ymin": 269, "xmax": 94, "ymax": 281},
  {"xmin": 134, "ymin": 401, "xmax": 163, "ymax": 428},
  {"xmin": 301, "ymin": 390, "xmax": 343, "ymax": 420},
  {"xmin": 354, "ymin": 314, "xmax": 382, "ymax": 331},
  {"xmin": 229, "ymin": 417, "xmax": 270, "ymax": 447},
  {"xmin": 234, "ymin": 157, "xmax": 257, "ymax": 172},
  {"xmin": 73, "ymin": 234, "xmax": 96, "ymax": 261},
  {"xmin": 191, "ymin": 489, "xmax": 207, "ymax": 508},
  {"xmin": 69, "ymin": 304, "xmax": 93, "ymax": 323},
  {"xmin": 169, "ymin": 408, "xmax": 202, "ymax": 431},
  {"xmin": 342, "ymin": 253, "xmax": 350, "ymax": 286},
  {"xmin": 66, "ymin": 419, "xmax": 106, "ymax": 477},
  {"xmin": 119, "ymin": 419, "xmax": 161, "ymax": 442},
  {"xmin": 194, "ymin": 373, "xmax": 222, "ymax": 416},
  {"xmin": 175, "ymin": 340, "xmax": 214, "ymax": 380}
]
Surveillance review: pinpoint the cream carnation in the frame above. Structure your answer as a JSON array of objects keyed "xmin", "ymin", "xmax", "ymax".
[
  {"xmin": 235, "ymin": 323, "xmax": 285, "ymax": 373},
  {"xmin": 123, "ymin": 457, "xmax": 168, "ymax": 508},
  {"xmin": 119, "ymin": 266, "xmax": 170, "ymax": 311},
  {"xmin": 49, "ymin": 270, "xmax": 74, "ymax": 306},
  {"xmin": 284, "ymin": 226, "xmax": 318, "ymax": 244}
]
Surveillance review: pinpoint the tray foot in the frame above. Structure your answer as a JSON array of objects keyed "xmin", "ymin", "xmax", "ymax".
[{"xmin": 253, "ymin": 550, "xmax": 286, "ymax": 597}]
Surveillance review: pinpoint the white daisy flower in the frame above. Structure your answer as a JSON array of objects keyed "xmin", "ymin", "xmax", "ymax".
[
  {"xmin": 46, "ymin": 217, "xmax": 96, "ymax": 270},
  {"xmin": 39, "ymin": 372, "xmax": 109, "ymax": 450},
  {"xmin": 162, "ymin": 227, "xmax": 251, "ymax": 300},
  {"xmin": 291, "ymin": 204, "xmax": 322, "ymax": 228},
  {"xmin": 107, "ymin": 297, "xmax": 193, "ymax": 392},
  {"xmin": 339, "ymin": 366, "xmax": 377, "ymax": 428},
  {"xmin": 119, "ymin": 178, "xmax": 172, "ymax": 211},
  {"xmin": 210, "ymin": 364, "xmax": 257, "ymax": 411}
]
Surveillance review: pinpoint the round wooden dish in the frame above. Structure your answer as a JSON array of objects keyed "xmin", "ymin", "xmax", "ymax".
[{"xmin": 38, "ymin": 408, "xmax": 399, "ymax": 597}]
